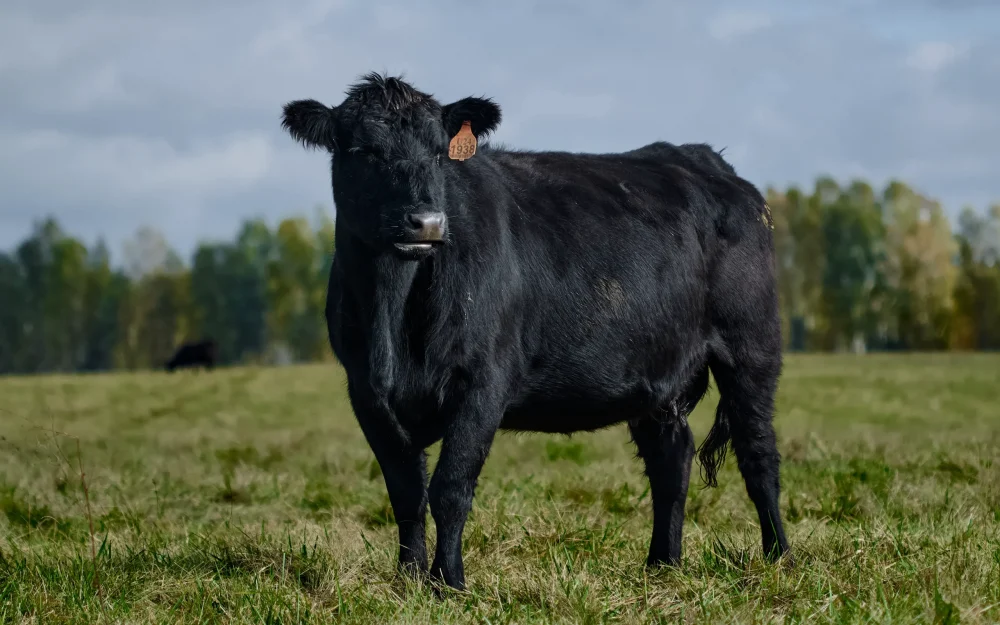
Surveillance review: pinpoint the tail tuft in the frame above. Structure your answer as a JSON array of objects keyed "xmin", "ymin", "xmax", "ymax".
[{"xmin": 697, "ymin": 409, "xmax": 731, "ymax": 488}]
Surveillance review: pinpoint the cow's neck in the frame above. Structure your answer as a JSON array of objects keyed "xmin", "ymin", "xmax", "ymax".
[
  {"xmin": 368, "ymin": 253, "xmax": 420, "ymax": 392},
  {"xmin": 335, "ymin": 232, "xmax": 443, "ymax": 392}
]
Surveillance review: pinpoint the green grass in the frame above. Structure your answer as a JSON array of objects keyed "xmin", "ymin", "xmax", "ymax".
[{"xmin": 0, "ymin": 353, "xmax": 998, "ymax": 624}]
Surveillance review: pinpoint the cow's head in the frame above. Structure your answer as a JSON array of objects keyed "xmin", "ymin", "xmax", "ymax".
[{"xmin": 281, "ymin": 72, "xmax": 502, "ymax": 260}]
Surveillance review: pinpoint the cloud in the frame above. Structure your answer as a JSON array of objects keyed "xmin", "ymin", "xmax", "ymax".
[
  {"xmin": 907, "ymin": 41, "xmax": 969, "ymax": 72},
  {"xmin": 1, "ymin": 130, "xmax": 271, "ymax": 199},
  {"xmin": 0, "ymin": 0, "xmax": 998, "ymax": 260},
  {"xmin": 0, "ymin": 128, "xmax": 279, "ymax": 251},
  {"xmin": 707, "ymin": 10, "xmax": 773, "ymax": 40}
]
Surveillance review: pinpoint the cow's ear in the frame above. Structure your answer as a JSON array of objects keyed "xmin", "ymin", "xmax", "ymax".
[
  {"xmin": 282, "ymin": 99, "xmax": 339, "ymax": 150},
  {"xmin": 442, "ymin": 96, "xmax": 502, "ymax": 140}
]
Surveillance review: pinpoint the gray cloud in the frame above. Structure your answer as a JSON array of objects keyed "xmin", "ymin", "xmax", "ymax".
[{"xmin": 1, "ymin": 0, "xmax": 998, "ymax": 260}]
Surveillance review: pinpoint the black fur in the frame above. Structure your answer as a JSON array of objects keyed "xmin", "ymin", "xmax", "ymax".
[
  {"xmin": 282, "ymin": 72, "xmax": 791, "ymax": 590},
  {"xmin": 165, "ymin": 339, "xmax": 217, "ymax": 372}
]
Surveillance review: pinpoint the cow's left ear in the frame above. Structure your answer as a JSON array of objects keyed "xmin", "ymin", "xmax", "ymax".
[{"xmin": 442, "ymin": 96, "xmax": 502, "ymax": 140}]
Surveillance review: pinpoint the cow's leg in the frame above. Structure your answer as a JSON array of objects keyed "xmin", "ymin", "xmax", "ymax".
[
  {"xmin": 367, "ymin": 448, "xmax": 429, "ymax": 574},
  {"xmin": 704, "ymin": 344, "xmax": 790, "ymax": 563},
  {"xmin": 373, "ymin": 445, "xmax": 429, "ymax": 575},
  {"xmin": 628, "ymin": 411, "xmax": 694, "ymax": 566},
  {"xmin": 702, "ymin": 236, "xmax": 791, "ymax": 563},
  {"xmin": 427, "ymin": 394, "xmax": 500, "ymax": 591},
  {"xmin": 628, "ymin": 367, "xmax": 706, "ymax": 566},
  {"xmin": 351, "ymin": 395, "xmax": 429, "ymax": 575}
]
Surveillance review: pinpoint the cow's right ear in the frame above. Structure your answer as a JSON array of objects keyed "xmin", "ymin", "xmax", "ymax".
[{"xmin": 281, "ymin": 99, "xmax": 339, "ymax": 150}]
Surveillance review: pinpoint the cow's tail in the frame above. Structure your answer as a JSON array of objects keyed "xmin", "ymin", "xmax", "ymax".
[{"xmin": 697, "ymin": 402, "xmax": 730, "ymax": 488}]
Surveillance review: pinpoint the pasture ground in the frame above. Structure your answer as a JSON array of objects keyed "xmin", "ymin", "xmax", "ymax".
[{"xmin": 1, "ymin": 354, "xmax": 998, "ymax": 624}]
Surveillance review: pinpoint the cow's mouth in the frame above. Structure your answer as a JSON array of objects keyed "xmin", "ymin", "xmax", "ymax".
[
  {"xmin": 394, "ymin": 242, "xmax": 434, "ymax": 252},
  {"xmin": 393, "ymin": 240, "xmax": 443, "ymax": 258}
]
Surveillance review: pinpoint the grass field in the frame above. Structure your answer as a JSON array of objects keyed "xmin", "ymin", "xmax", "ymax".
[{"xmin": 1, "ymin": 354, "xmax": 998, "ymax": 624}]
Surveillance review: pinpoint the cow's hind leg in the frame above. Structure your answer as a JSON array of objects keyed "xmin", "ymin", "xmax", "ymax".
[
  {"xmin": 628, "ymin": 367, "xmax": 707, "ymax": 566},
  {"xmin": 702, "ymin": 337, "xmax": 791, "ymax": 562},
  {"xmin": 701, "ymin": 225, "xmax": 792, "ymax": 563}
]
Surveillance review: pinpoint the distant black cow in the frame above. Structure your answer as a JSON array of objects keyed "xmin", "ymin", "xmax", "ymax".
[
  {"xmin": 281, "ymin": 72, "xmax": 791, "ymax": 590},
  {"xmin": 165, "ymin": 340, "xmax": 217, "ymax": 372}
]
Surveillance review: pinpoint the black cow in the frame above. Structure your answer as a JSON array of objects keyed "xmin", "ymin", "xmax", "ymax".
[
  {"xmin": 165, "ymin": 339, "xmax": 217, "ymax": 372},
  {"xmin": 281, "ymin": 72, "xmax": 791, "ymax": 590}
]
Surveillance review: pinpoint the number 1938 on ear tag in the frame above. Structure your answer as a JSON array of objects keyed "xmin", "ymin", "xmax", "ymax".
[{"xmin": 448, "ymin": 120, "xmax": 476, "ymax": 161}]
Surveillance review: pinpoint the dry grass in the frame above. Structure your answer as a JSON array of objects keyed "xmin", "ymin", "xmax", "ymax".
[{"xmin": 0, "ymin": 353, "xmax": 998, "ymax": 623}]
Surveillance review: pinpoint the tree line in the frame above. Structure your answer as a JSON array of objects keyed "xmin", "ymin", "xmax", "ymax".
[
  {"xmin": 0, "ymin": 211, "xmax": 335, "ymax": 374},
  {"xmin": 1, "ymin": 177, "xmax": 998, "ymax": 375},
  {"xmin": 766, "ymin": 178, "xmax": 998, "ymax": 352}
]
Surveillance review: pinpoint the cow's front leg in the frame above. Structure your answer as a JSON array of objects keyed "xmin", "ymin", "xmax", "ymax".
[
  {"xmin": 427, "ymin": 394, "xmax": 501, "ymax": 591},
  {"xmin": 376, "ymin": 445, "xmax": 429, "ymax": 575},
  {"xmin": 351, "ymin": 390, "xmax": 429, "ymax": 576}
]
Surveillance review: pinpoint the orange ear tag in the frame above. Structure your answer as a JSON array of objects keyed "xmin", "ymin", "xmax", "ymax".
[{"xmin": 448, "ymin": 120, "xmax": 477, "ymax": 161}]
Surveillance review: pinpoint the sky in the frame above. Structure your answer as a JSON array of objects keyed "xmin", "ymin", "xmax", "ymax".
[{"xmin": 1, "ymin": 0, "xmax": 998, "ymax": 262}]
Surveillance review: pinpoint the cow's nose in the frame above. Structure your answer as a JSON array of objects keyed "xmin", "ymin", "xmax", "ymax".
[{"xmin": 404, "ymin": 211, "xmax": 446, "ymax": 241}]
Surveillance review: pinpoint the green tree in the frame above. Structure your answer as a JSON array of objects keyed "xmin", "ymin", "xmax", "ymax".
[
  {"xmin": 190, "ymin": 241, "xmax": 267, "ymax": 365},
  {"xmin": 783, "ymin": 183, "xmax": 826, "ymax": 350},
  {"xmin": 9, "ymin": 218, "xmax": 90, "ymax": 371},
  {"xmin": 80, "ymin": 240, "xmax": 130, "ymax": 371},
  {"xmin": 14, "ymin": 219, "xmax": 56, "ymax": 372},
  {"xmin": 267, "ymin": 216, "xmax": 328, "ymax": 362},
  {"xmin": 115, "ymin": 227, "xmax": 189, "ymax": 369},
  {"xmin": 952, "ymin": 206, "xmax": 1000, "ymax": 349},
  {"xmin": 48, "ymin": 234, "xmax": 89, "ymax": 370},
  {"xmin": 817, "ymin": 180, "xmax": 887, "ymax": 352},
  {"xmin": 882, "ymin": 181, "xmax": 958, "ymax": 349},
  {"xmin": 0, "ymin": 252, "xmax": 28, "ymax": 373}
]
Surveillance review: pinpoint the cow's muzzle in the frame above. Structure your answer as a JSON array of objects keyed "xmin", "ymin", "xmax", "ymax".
[{"xmin": 395, "ymin": 211, "xmax": 446, "ymax": 254}]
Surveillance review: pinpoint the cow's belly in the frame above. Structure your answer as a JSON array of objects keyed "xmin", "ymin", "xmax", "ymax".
[
  {"xmin": 499, "ymin": 393, "xmax": 649, "ymax": 433},
  {"xmin": 499, "ymin": 365, "xmax": 664, "ymax": 433},
  {"xmin": 498, "ymin": 332, "xmax": 707, "ymax": 434}
]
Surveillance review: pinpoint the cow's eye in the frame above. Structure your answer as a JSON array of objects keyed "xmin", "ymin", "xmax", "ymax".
[{"xmin": 349, "ymin": 147, "xmax": 381, "ymax": 163}]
